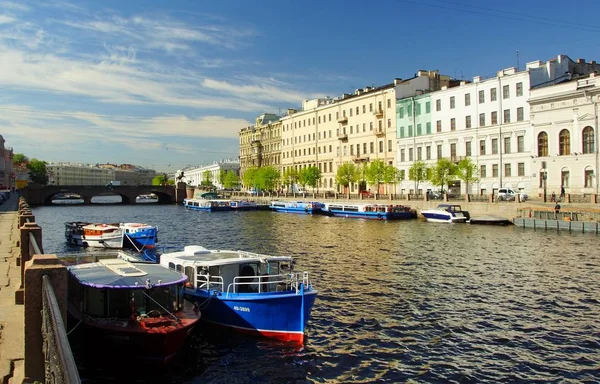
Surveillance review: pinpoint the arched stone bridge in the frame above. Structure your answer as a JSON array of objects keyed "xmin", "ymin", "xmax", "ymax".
[{"xmin": 21, "ymin": 184, "xmax": 187, "ymax": 206}]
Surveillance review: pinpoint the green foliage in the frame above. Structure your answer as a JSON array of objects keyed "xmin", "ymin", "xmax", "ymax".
[
  {"xmin": 223, "ymin": 170, "xmax": 240, "ymax": 189},
  {"xmin": 12, "ymin": 153, "xmax": 28, "ymax": 166},
  {"xmin": 364, "ymin": 160, "xmax": 387, "ymax": 189},
  {"xmin": 255, "ymin": 166, "xmax": 280, "ymax": 191},
  {"xmin": 335, "ymin": 162, "xmax": 358, "ymax": 188},
  {"xmin": 408, "ymin": 160, "xmax": 429, "ymax": 191},
  {"xmin": 27, "ymin": 158, "xmax": 48, "ymax": 185},
  {"xmin": 383, "ymin": 165, "xmax": 399, "ymax": 185},
  {"xmin": 428, "ymin": 158, "xmax": 457, "ymax": 192},
  {"xmin": 152, "ymin": 173, "xmax": 169, "ymax": 186},
  {"xmin": 219, "ymin": 169, "xmax": 227, "ymax": 185},
  {"xmin": 201, "ymin": 170, "xmax": 212, "ymax": 187},
  {"xmin": 281, "ymin": 168, "xmax": 299, "ymax": 189},
  {"xmin": 243, "ymin": 167, "xmax": 258, "ymax": 189},
  {"xmin": 298, "ymin": 166, "xmax": 321, "ymax": 190},
  {"xmin": 456, "ymin": 157, "xmax": 479, "ymax": 193}
]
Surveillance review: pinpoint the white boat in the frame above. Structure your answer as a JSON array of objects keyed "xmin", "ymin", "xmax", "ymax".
[
  {"xmin": 65, "ymin": 222, "xmax": 159, "ymax": 250},
  {"xmin": 183, "ymin": 198, "xmax": 231, "ymax": 211},
  {"xmin": 420, "ymin": 204, "xmax": 470, "ymax": 223},
  {"xmin": 136, "ymin": 193, "xmax": 159, "ymax": 204}
]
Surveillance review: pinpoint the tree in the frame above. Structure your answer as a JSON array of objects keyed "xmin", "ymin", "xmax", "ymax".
[
  {"xmin": 365, "ymin": 160, "xmax": 387, "ymax": 193},
  {"xmin": 428, "ymin": 158, "xmax": 457, "ymax": 193},
  {"xmin": 335, "ymin": 163, "xmax": 358, "ymax": 194},
  {"xmin": 383, "ymin": 165, "xmax": 400, "ymax": 194},
  {"xmin": 299, "ymin": 166, "xmax": 321, "ymax": 191},
  {"xmin": 223, "ymin": 170, "xmax": 240, "ymax": 189},
  {"xmin": 243, "ymin": 167, "xmax": 258, "ymax": 191},
  {"xmin": 27, "ymin": 158, "xmax": 48, "ymax": 185},
  {"xmin": 218, "ymin": 169, "xmax": 227, "ymax": 186},
  {"xmin": 408, "ymin": 160, "xmax": 429, "ymax": 193},
  {"xmin": 152, "ymin": 173, "xmax": 169, "ymax": 186},
  {"xmin": 255, "ymin": 166, "xmax": 280, "ymax": 192},
  {"xmin": 201, "ymin": 170, "xmax": 212, "ymax": 188},
  {"xmin": 456, "ymin": 158, "xmax": 479, "ymax": 195},
  {"xmin": 281, "ymin": 168, "xmax": 299, "ymax": 192},
  {"xmin": 12, "ymin": 153, "xmax": 28, "ymax": 166}
]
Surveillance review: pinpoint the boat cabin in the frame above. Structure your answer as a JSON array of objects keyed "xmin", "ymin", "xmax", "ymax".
[{"xmin": 438, "ymin": 204, "xmax": 464, "ymax": 213}]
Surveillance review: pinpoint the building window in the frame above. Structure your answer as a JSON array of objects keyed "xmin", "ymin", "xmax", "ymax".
[
  {"xmin": 466, "ymin": 141, "xmax": 472, "ymax": 156},
  {"xmin": 349, "ymin": 109, "xmax": 352, "ymax": 117},
  {"xmin": 504, "ymin": 163, "xmax": 511, "ymax": 177},
  {"xmin": 538, "ymin": 132, "xmax": 548, "ymax": 156},
  {"xmin": 363, "ymin": 123, "xmax": 366, "ymax": 132},
  {"xmin": 436, "ymin": 120, "xmax": 442, "ymax": 132},
  {"xmin": 426, "ymin": 122, "xmax": 431, "ymax": 134},
  {"xmin": 517, "ymin": 135, "xmax": 524, "ymax": 152},
  {"xmin": 561, "ymin": 170, "xmax": 570, "ymax": 188},
  {"xmin": 492, "ymin": 138, "xmax": 498, "ymax": 154},
  {"xmin": 480, "ymin": 139, "xmax": 486, "ymax": 155},
  {"xmin": 583, "ymin": 126, "xmax": 595, "ymax": 154},
  {"xmin": 415, "ymin": 103, "xmax": 421, "ymax": 116},
  {"xmin": 425, "ymin": 101, "xmax": 431, "ymax": 113},
  {"xmin": 370, "ymin": 142, "xmax": 374, "ymax": 153},
  {"xmin": 516, "ymin": 82, "xmax": 523, "ymax": 97},
  {"xmin": 408, "ymin": 125, "xmax": 413, "ymax": 137},
  {"xmin": 356, "ymin": 106, "xmax": 360, "ymax": 115},
  {"xmin": 491, "ymin": 111, "xmax": 498, "ymax": 125},
  {"xmin": 503, "ymin": 85, "xmax": 510, "ymax": 99},
  {"xmin": 518, "ymin": 162, "xmax": 525, "ymax": 176},
  {"xmin": 379, "ymin": 141, "xmax": 384, "ymax": 153},
  {"xmin": 491, "ymin": 88, "xmax": 497, "ymax": 101},
  {"xmin": 585, "ymin": 169, "xmax": 594, "ymax": 187},
  {"xmin": 539, "ymin": 171, "xmax": 547, "ymax": 188},
  {"xmin": 369, "ymin": 103, "xmax": 373, "ymax": 112},
  {"xmin": 450, "ymin": 143, "xmax": 457, "ymax": 159},
  {"xmin": 479, "ymin": 113, "xmax": 485, "ymax": 127},
  {"xmin": 387, "ymin": 118, "xmax": 391, "ymax": 128},
  {"xmin": 363, "ymin": 105, "xmax": 366, "ymax": 113},
  {"xmin": 388, "ymin": 139, "xmax": 392, "ymax": 152},
  {"xmin": 492, "ymin": 164, "xmax": 499, "ymax": 177},
  {"xmin": 400, "ymin": 149, "xmax": 405, "ymax": 162},
  {"xmin": 437, "ymin": 144, "xmax": 442, "ymax": 159},
  {"xmin": 363, "ymin": 143, "xmax": 367, "ymax": 154},
  {"xmin": 450, "ymin": 96, "xmax": 455, "ymax": 109},
  {"xmin": 465, "ymin": 93, "xmax": 471, "ymax": 106},
  {"xmin": 466, "ymin": 115, "xmax": 471, "ymax": 129},
  {"xmin": 400, "ymin": 126, "xmax": 405, "ymax": 138},
  {"xmin": 399, "ymin": 107, "xmax": 404, "ymax": 118},
  {"xmin": 387, "ymin": 99, "xmax": 391, "ymax": 108},
  {"xmin": 480, "ymin": 165, "xmax": 486, "ymax": 178},
  {"xmin": 450, "ymin": 118, "xmax": 456, "ymax": 131},
  {"xmin": 436, "ymin": 99, "xmax": 441, "ymax": 111},
  {"xmin": 517, "ymin": 107, "xmax": 524, "ymax": 122},
  {"xmin": 408, "ymin": 148, "xmax": 413, "ymax": 161},
  {"xmin": 504, "ymin": 137, "xmax": 511, "ymax": 154},
  {"xmin": 417, "ymin": 147, "xmax": 422, "ymax": 160},
  {"xmin": 370, "ymin": 122, "xmax": 373, "ymax": 131},
  {"xmin": 426, "ymin": 146, "xmax": 431, "ymax": 160},
  {"xmin": 503, "ymin": 109, "xmax": 511, "ymax": 124},
  {"xmin": 479, "ymin": 90, "xmax": 485, "ymax": 104},
  {"xmin": 417, "ymin": 123, "xmax": 422, "ymax": 136},
  {"xmin": 559, "ymin": 129, "xmax": 570, "ymax": 156}
]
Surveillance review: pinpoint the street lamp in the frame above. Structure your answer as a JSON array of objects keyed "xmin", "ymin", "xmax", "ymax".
[{"xmin": 542, "ymin": 161, "xmax": 547, "ymax": 202}]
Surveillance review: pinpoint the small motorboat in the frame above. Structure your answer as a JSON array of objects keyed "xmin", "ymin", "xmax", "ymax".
[{"xmin": 420, "ymin": 204, "xmax": 470, "ymax": 223}]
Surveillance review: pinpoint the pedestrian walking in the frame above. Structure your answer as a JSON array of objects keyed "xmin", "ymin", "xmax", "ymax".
[
  {"xmin": 560, "ymin": 185, "xmax": 565, "ymax": 199},
  {"xmin": 551, "ymin": 191, "xmax": 556, "ymax": 203}
]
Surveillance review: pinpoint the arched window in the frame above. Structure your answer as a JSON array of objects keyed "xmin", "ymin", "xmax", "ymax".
[
  {"xmin": 582, "ymin": 126, "xmax": 595, "ymax": 154},
  {"xmin": 537, "ymin": 132, "xmax": 548, "ymax": 157},
  {"xmin": 559, "ymin": 129, "xmax": 570, "ymax": 156}
]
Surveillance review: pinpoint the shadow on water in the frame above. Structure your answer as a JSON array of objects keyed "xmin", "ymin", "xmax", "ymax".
[{"xmin": 34, "ymin": 204, "xmax": 600, "ymax": 383}]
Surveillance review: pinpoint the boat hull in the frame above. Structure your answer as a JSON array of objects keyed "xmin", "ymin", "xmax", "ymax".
[
  {"xmin": 269, "ymin": 202, "xmax": 323, "ymax": 215},
  {"xmin": 185, "ymin": 288, "xmax": 317, "ymax": 343},
  {"xmin": 327, "ymin": 210, "xmax": 416, "ymax": 220},
  {"xmin": 421, "ymin": 211, "xmax": 468, "ymax": 223}
]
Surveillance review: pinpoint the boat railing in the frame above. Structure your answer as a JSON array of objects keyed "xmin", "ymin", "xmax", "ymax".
[
  {"xmin": 225, "ymin": 272, "xmax": 311, "ymax": 296},
  {"xmin": 195, "ymin": 274, "xmax": 224, "ymax": 291}
]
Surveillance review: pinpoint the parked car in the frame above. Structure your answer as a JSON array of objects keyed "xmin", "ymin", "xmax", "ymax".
[
  {"xmin": 427, "ymin": 190, "xmax": 443, "ymax": 200},
  {"xmin": 498, "ymin": 188, "xmax": 528, "ymax": 201}
]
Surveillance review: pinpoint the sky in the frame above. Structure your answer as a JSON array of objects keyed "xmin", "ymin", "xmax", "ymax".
[{"xmin": 2, "ymin": 0, "xmax": 600, "ymax": 173}]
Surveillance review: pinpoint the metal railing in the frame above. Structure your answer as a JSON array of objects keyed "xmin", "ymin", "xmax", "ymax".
[{"xmin": 41, "ymin": 275, "xmax": 81, "ymax": 383}]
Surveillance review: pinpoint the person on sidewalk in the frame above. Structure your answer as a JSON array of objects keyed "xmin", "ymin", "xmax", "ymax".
[
  {"xmin": 560, "ymin": 185, "xmax": 565, "ymax": 200},
  {"xmin": 551, "ymin": 191, "xmax": 556, "ymax": 203}
]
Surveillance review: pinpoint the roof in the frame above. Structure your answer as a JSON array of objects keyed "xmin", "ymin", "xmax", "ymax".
[
  {"xmin": 68, "ymin": 258, "xmax": 187, "ymax": 289},
  {"xmin": 159, "ymin": 245, "xmax": 293, "ymax": 267}
]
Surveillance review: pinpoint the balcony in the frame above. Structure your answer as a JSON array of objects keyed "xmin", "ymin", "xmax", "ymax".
[
  {"xmin": 337, "ymin": 116, "xmax": 348, "ymax": 124},
  {"xmin": 374, "ymin": 129, "xmax": 385, "ymax": 137},
  {"xmin": 373, "ymin": 108, "xmax": 384, "ymax": 117},
  {"xmin": 337, "ymin": 133, "xmax": 348, "ymax": 141},
  {"xmin": 352, "ymin": 155, "xmax": 369, "ymax": 163}
]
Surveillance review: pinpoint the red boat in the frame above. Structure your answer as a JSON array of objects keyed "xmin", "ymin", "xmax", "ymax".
[{"xmin": 67, "ymin": 258, "xmax": 201, "ymax": 365}]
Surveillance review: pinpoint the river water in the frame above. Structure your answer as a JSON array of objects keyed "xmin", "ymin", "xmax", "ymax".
[{"xmin": 32, "ymin": 202, "xmax": 600, "ymax": 383}]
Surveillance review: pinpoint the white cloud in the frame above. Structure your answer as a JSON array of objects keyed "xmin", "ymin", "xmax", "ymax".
[
  {"xmin": 0, "ymin": 1, "xmax": 30, "ymax": 12},
  {"xmin": 0, "ymin": 14, "xmax": 16, "ymax": 24}
]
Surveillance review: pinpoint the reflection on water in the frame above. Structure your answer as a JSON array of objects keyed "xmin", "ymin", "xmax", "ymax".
[{"xmin": 33, "ymin": 204, "xmax": 600, "ymax": 383}]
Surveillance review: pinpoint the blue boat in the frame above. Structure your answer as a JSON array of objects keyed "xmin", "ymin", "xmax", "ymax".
[
  {"xmin": 183, "ymin": 198, "xmax": 232, "ymax": 211},
  {"xmin": 269, "ymin": 200, "xmax": 324, "ymax": 214},
  {"xmin": 159, "ymin": 245, "xmax": 317, "ymax": 344},
  {"xmin": 420, "ymin": 204, "xmax": 470, "ymax": 223},
  {"xmin": 323, "ymin": 203, "xmax": 417, "ymax": 220}
]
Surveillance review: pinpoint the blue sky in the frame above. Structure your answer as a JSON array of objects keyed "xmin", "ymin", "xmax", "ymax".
[{"xmin": 2, "ymin": 0, "xmax": 599, "ymax": 173}]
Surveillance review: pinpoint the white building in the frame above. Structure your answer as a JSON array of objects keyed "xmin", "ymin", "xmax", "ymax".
[
  {"xmin": 530, "ymin": 72, "xmax": 600, "ymax": 196},
  {"xmin": 396, "ymin": 54, "xmax": 600, "ymax": 197},
  {"xmin": 179, "ymin": 160, "xmax": 240, "ymax": 189}
]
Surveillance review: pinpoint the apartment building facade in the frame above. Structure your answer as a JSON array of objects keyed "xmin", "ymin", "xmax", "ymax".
[
  {"xmin": 396, "ymin": 54, "xmax": 600, "ymax": 196},
  {"xmin": 180, "ymin": 160, "xmax": 240, "ymax": 189},
  {"xmin": 279, "ymin": 70, "xmax": 450, "ymax": 193},
  {"xmin": 530, "ymin": 72, "xmax": 600, "ymax": 195},
  {"xmin": 0, "ymin": 135, "xmax": 13, "ymax": 189},
  {"xmin": 46, "ymin": 163, "xmax": 156, "ymax": 186},
  {"xmin": 239, "ymin": 113, "xmax": 281, "ymax": 183}
]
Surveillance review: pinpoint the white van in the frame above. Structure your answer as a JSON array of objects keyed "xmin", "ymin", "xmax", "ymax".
[{"xmin": 498, "ymin": 188, "xmax": 528, "ymax": 201}]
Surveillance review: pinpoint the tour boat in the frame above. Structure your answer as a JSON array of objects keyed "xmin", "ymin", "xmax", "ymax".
[
  {"xmin": 269, "ymin": 200, "xmax": 324, "ymax": 214},
  {"xmin": 322, "ymin": 203, "xmax": 417, "ymax": 220},
  {"xmin": 159, "ymin": 245, "xmax": 317, "ymax": 344},
  {"xmin": 52, "ymin": 193, "xmax": 84, "ymax": 205},
  {"xmin": 65, "ymin": 222, "xmax": 159, "ymax": 251},
  {"xmin": 136, "ymin": 193, "xmax": 159, "ymax": 204},
  {"xmin": 420, "ymin": 204, "xmax": 471, "ymax": 223},
  {"xmin": 67, "ymin": 258, "xmax": 201, "ymax": 365},
  {"xmin": 183, "ymin": 198, "xmax": 232, "ymax": 211},
  {"xmin": 229, "ymin": 200, "xmax": 259, "ymax": 210}
]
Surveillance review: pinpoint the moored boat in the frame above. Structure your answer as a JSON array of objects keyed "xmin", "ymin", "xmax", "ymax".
[
  {"xmin": 67, "ymin": 258, "xmax": 201, "ymax": 365},
  {"xmin": 230, "ymin": 200, "xmax": 259, "ymax": 210},
  {"xmin": 136, "ymin": 193, "xmax": 159, "ymax": 204},
  {"xmin": 159, "ymin": 245, "xmax": 317, "ymax": 344},
  {"xmin": 323, "ymin": 203, "xmax": 417, "ymax": 220},
  {"xmin": 65, "ymin": 222, "xmax": 158, "ymax": 251},
  {"xmin": 269, "ymin": 200, "xmax": 324, "ymax": 214},
  {"xmin": 420, "ymin": 204, "xmax": 470, "ymax": 223},
  {"xmin": 52, "ymin": 193, "xmax": 84, "ymax": 205},
  {"xmin": 183, "ymin": 198, "xmax": 232, "ymax": 211}
]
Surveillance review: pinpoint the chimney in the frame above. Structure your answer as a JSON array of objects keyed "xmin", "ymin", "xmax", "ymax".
[
  {"xmin": 577, "ymin": 58, "xmax": 585, "ymax": 64},
  {"xmin": 473, "ymin": 76, "xmax": 481, "ymax": 83},
  {"xmin": 394, "ymin": 78, "xmax": 403, "ymax": 85}
]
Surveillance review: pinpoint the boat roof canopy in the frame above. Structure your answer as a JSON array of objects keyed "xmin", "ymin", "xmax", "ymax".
[
  {"xmin": 160, "ymin": 245, "xmax": 293, "ymax": 267},
  {"xmin": 68, "ymin": 258, "xmax": 187, "ymax": 289}
]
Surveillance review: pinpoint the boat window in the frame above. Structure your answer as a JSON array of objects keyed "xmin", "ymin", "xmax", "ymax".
[
  {"xmin": 83, "ymin": 287, "xmax": 106, "ymax": 317},
  {"xmin": 209, "ymin": 266, "xmax": 220, "ymax": 276},
  {"xmin": 168, "ymin": 262, "xmax": 175, "ymax": 270},
  {"xmin": 106, "ymin": 289, "xmax": 133, "ymax": 318},
  {"xmin": 184, "ymin": 266, "xmax": 194, "ymax": 283}
]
